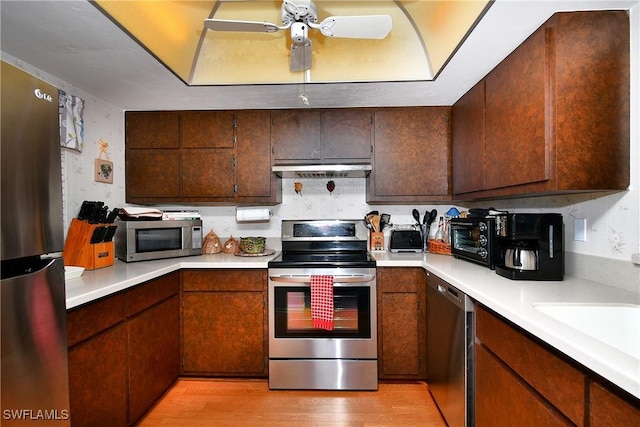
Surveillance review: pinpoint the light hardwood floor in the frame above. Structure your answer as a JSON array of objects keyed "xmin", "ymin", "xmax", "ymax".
[{"xmin": 136, "ymin": 379, "xmax": 447, "ymax": 427}]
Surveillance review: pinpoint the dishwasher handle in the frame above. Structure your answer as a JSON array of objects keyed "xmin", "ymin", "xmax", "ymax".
[{"xmin": 430, "ymin": 275, "xmax": 472, "ymax": 311}]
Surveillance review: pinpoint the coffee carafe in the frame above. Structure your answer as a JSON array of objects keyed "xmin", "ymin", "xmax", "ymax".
[
  {"xmin": 494, "ymin": 213, "xmax": 564, "ymax": 281},
  {"xmin": 505, "ymin": 242, "xmax": 537, "ymax": 271}
]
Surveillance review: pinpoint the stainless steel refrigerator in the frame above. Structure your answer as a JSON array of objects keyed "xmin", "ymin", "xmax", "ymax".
[{"xmin": 1, "ymin": 61, "xmax": 70, "ymax": 425}]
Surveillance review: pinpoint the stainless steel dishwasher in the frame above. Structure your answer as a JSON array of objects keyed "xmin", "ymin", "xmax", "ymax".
[{"xmin": 426, "ymin": 271, "xmax": 475, "ymax": 427}]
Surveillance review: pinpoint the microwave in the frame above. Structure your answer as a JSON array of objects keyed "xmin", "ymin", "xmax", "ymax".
[
  {"xmin": 449, "ymin": 217, "xmax": 503, "ymax": 269},
  {"xmin": 114, "ymin": 219, "xmax": 203, "ymax": 262}
]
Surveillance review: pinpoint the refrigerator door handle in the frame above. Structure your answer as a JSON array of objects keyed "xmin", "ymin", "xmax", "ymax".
[{"xmin": 41, "ymin": 251, "xmax": 64, "ymax": 260}]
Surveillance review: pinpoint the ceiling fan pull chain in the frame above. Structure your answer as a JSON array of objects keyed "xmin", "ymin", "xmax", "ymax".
[{"xmin": 299, "ymin": 62, "xmax": 310, "ymax": 106}]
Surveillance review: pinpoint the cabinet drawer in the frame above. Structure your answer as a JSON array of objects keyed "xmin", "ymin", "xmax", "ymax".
[
  {"xmin": 67, "ymin": 292, "xmax": 125, "ymax": 347},
  {"xmin": 182, "ymin": 269, "xmax": 266, "ymax": 292},
  {"xmin": 125, "ymin": 272, "xmax": 180, "ymax": 317},
  {"xmin": 476, "ymin": 305, "xmax": 585, "ymax": 425}
]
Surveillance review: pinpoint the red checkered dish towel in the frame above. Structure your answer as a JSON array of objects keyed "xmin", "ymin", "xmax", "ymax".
[{"xmin": 311, "ymin": 275, "xmax": 334, "ymax": 331}]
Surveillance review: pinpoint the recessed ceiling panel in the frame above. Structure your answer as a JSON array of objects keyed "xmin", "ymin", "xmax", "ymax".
[{"xmin": 93, "ymin": 0, "xmax": 491, "ymax": 86}]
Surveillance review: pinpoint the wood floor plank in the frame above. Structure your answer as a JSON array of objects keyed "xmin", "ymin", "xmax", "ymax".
[{"xmin": 136, "ymin": 379, "xmax": 446, "ymax": 427}]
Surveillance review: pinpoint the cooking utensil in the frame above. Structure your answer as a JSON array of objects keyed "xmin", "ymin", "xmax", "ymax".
[
  {"xmin": 364, "ymin": 213, "xmax": 375, "ymax": 230},
  {"xmin": 105, "ymin": 208, "xmax": 119, "ymax": 224},
  {"xmin": 371, "ymin": 215, "xmax": 381, "ymax": 232},
  {"xmin": 412, "ymin": 209, "xmax": 420, "ymax": 225},
  {"xmin": 380, "ymin": 214, "xmax": 391, "ymax": 231}
]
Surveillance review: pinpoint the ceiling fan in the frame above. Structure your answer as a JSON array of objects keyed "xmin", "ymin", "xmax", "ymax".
[{"xmin": 204, "ymin": 0, "xmax": 392, "ymax": 72}]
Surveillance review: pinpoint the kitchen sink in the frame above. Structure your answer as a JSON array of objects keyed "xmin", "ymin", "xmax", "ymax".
[{"xmin": 533, "ymin": 303, "xmax": 640, "ymax": 360}]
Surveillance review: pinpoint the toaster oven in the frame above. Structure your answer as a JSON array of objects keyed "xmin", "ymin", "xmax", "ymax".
[{"xmin": 450, "ymin": 217, "xmax": 502, "ymax": 268}]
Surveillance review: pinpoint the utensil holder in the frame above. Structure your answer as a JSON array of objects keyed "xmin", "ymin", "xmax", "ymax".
[{"xmin": 370, "ymin": 232, "xmax": 384, "ymax": 251}]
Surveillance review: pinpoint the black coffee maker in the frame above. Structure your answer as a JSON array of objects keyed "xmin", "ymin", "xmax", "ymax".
[{"xmin": 494, "ymin": 213, "xmax": 564, "ymax": 281}]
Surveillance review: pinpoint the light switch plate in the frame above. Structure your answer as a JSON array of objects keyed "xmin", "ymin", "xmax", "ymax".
[{"xmin": 574, "ymin": 218, "xmax": 587, "ymax": 241}]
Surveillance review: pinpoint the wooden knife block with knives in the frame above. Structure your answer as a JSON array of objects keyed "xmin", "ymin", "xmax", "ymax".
[{"xmin": 63, "ymin": 218, "xmax": 116, "ymax": 270}]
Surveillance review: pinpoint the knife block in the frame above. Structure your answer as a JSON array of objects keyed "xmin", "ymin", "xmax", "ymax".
[{"xmin": 63, "ymin": 218, "xmax": 115, "ymax": 270}]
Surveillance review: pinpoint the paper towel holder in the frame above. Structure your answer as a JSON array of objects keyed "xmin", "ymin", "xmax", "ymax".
[{"xmin": 235, "ymin": 207, "xmax": 273, "ymax": 222}]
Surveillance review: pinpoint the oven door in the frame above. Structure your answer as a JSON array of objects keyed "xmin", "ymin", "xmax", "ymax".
[
  {"xmin": 450, "ymin": 221, "xmax": 491, "ymax": 267},
  {"xmin": 268, "ymin": 268, "xmax": 377, "ymax": 359}
]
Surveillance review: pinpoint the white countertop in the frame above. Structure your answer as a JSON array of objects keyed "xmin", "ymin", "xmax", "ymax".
[{"xmin": 65, "ymin": 250, "xmax": 640, "ymax": 400}]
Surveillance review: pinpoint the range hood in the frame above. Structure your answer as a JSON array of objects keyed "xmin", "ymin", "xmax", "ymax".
[{"xmin": 272, "ymin": 164, "xmax": 372, "ymax": 179}]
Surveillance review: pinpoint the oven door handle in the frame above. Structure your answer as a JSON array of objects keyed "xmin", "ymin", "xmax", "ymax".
[{"xmin": 269, "ymin": 275, "xmax": 375, "ymax": 284}]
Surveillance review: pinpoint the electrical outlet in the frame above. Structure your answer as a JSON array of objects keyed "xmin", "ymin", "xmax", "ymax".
[{"xmin": 574, "ymin": 218, "xmax": 587, "ymax": 242}]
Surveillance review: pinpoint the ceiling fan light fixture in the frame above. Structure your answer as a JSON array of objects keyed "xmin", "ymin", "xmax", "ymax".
[{"xmin": 291, "ymin": 22, "xmax": 309, "ymax": 44}]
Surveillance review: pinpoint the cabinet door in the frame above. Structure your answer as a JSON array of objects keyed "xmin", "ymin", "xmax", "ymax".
[
  {"xmin": 554, "ymin": 12, "xmax": 630, "ymax": 191},
  {"xmin": 181, "ymin": 149, "xmax": 235, "ymax": 198},
  {"xmin": 182, "ymin": 291, "xmax": 266, "ymax": 375},
  {"xmin": 322, "ymin": 109, "xmax": 373, "ymax": 161},
  {"xmin": 377, "ymin": 268, "xmax": 426, "ymax": 379},
  {"xmin": 452, "ymin": 80, "xmax": 485, "ymax": 194},
  {"xmin": 369, "ymin": 107, "xmax": 450, "ymax": 203},
  {"xmin": 126, "ymin": 150, "xmax": 180, "ymax": 199},
  {"xmin": 125, "ymin": 112, "xmax": 179, "ymax": 149},
  {"xmin": 180, "ymin": 111, "xmax": 234, "ymax": 148},
  {"xmin": 271, "ymin": 110, "xmax": 322, "ymax": 162},
  {"xmin": 484, "ymin": 29, "xmax": 548, "ymax": 190},
  {"xmin": 182, "ymin": 270, "xmax": 267, "ymax": 376},
  {"xmin": 68, "ymin": 324, "xmax": 128, "ymax": 427},
  {"xmin": 589, "ymin": 381, "xmax": 640, "ymax": 426},
  {"xmin": 128, "ymin": 296, "xmax": 180, "ymax": 424},
  {"xmin": 476, "ymin": 344, "xmax": 570, "ymax": 427},
  {"xmin": 475, "ymin": 305, "xmax": 585, "ymax": 424},
  {"xmin": 235, "ymin": 110, "xmax": 278, "ymax": 201}
]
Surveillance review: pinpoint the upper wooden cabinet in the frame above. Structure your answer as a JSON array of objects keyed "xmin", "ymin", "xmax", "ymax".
[
  {"xmin": 367, "ymin": 107, "xmax": 451, "ymax": 204},
  {"xmin": 125, "ymin": 111, "xmax": 179, "ymax": 149},
  {"xmin": 271, "ymin": 109, "xmax": 373, "ymax": 163},
  {"xmin": 452, "ymin": 80, "xmax": 485, "ymax": 194},
  {"xmin": 125, "ymin": 110, "xmax": 281, "ymax": 205},
  {"xmin": 452, "ymin": 11, "xmax": 630, "ymax": 199},
  {"xmin": 180, "ymin": 111, "xmax": 234, "ymax": 149}
]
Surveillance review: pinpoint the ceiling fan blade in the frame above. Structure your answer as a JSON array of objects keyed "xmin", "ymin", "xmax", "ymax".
[
  {"xmin": 290, "ymin": 40, "xmax": 312, "ymax": 72},
  {"xmin": 311, "ymin": 15, "xmax": 392, "ymax": 39},
  {"xmin": 204, "ymin": 18, "xmax": 286, "ymax": 34}
]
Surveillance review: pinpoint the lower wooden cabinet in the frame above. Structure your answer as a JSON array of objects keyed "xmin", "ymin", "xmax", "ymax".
[
  {"xmin": 181, "ymin": 269, "xmax": 268, "ymax": 377},
  {"xmin": 476, "ymin": 344, "xmax": 569, "ymax": 426},
  {"xmin": 127, "ymin": 295, "xmax": 180, "ymax": 424},
  {"xmin": 376, "ymin": 267, "xmax": 427, "ymax": 379},
  {"xmin": 68, "ymin": 322, "xmax": 128, "ymax": 427},
  {"xmin": 475, "ymin": 304, "xmax": 640, "ymax": 426},
  {"xmin": 66, "ymin": 273, "xmax": 180, "ymax": 427},
  {"xmin": 590, "ymin": 381, "xmax": 640, "ymax": 426}
]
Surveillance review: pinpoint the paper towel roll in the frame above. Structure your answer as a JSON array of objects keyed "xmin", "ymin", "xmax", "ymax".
[{"xmin": 236, "ymin": 207, "xmax": 271, "ymax": 222}]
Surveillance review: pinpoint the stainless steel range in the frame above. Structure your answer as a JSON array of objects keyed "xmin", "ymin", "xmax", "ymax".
[{"xmin": 268, "ymin": 219, "xmax": 377, "ymax": 390}]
